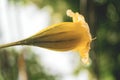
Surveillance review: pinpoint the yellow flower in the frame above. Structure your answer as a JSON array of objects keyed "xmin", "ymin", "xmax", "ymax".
[
  {"xmin": 23, "ymin": 9, "xmax": 92, "ymax": 64},
  {"xmin": 0, "ymin": 9, "xmax": 92, "ymax": 64}
]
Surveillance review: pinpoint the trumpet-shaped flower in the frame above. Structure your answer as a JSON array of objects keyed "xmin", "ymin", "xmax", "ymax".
[{"xmin": 0, "ymin": 10, "xmax": 92, "ymax": 64}]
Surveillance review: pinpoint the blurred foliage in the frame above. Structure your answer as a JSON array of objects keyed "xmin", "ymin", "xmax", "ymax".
[
  {"xmin": 0, "ymin": 49, "xmax": 18, "ymax": 80},
  {"xmin": 9, "ymin": 0, "xmax": 80, "ymax": 22},
  {"xmin": 0, "ymin": 48, "xmax": 56, "ymax": 80},
  {"xmin": 94, "ymin": 0, "xmax": 120, "ymax": 80},
  {"xmin": 0, "ymin": 0, "xmax": 120, "ymax": 80}
]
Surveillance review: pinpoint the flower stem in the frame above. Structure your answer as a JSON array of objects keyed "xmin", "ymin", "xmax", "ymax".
[{"xmin": 0, "ymin": 41, "xmax": 21, "ymax": 49}]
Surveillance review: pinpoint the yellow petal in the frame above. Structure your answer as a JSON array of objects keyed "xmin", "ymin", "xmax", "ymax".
[
  {"xmin": 67, "ymin": 9, "xmax": 92, "ymax": 64},
  {"xmin": 24, "ymin": 22, "xmax": 85, "ymax": 51}
]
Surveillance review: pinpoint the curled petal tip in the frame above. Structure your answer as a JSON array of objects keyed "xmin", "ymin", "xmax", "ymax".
[
  {"xmin": 66, "ymin": 9, "xmax": 85, "ymax": 22},
  {"xmin": 66, "ymin": 9, "xmax": 74, "ymax": 17}
]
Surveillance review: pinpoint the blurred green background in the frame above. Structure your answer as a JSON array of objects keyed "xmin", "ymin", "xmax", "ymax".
[{"xmin": 0, "ymin": 0, "xmax": 120, "ymax": 80}]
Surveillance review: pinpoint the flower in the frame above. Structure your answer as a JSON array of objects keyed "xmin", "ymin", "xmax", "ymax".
[
  {"xmin": 25, "ymin": 9, "xmax": 92, "ymax": 64},
  {"xmin": 0, "ymin": 9, "xmax": 92, "ymax": 65}
]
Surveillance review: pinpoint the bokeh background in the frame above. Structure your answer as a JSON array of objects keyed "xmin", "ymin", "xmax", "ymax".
[{"xmin": 0, "ymin": 0, "xmax": 120, "ymax": 80}]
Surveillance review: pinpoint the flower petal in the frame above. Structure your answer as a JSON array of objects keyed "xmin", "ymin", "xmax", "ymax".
[{"xmin": 67, "ymin": 9, "xmax": 92, "ymax": 64}]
